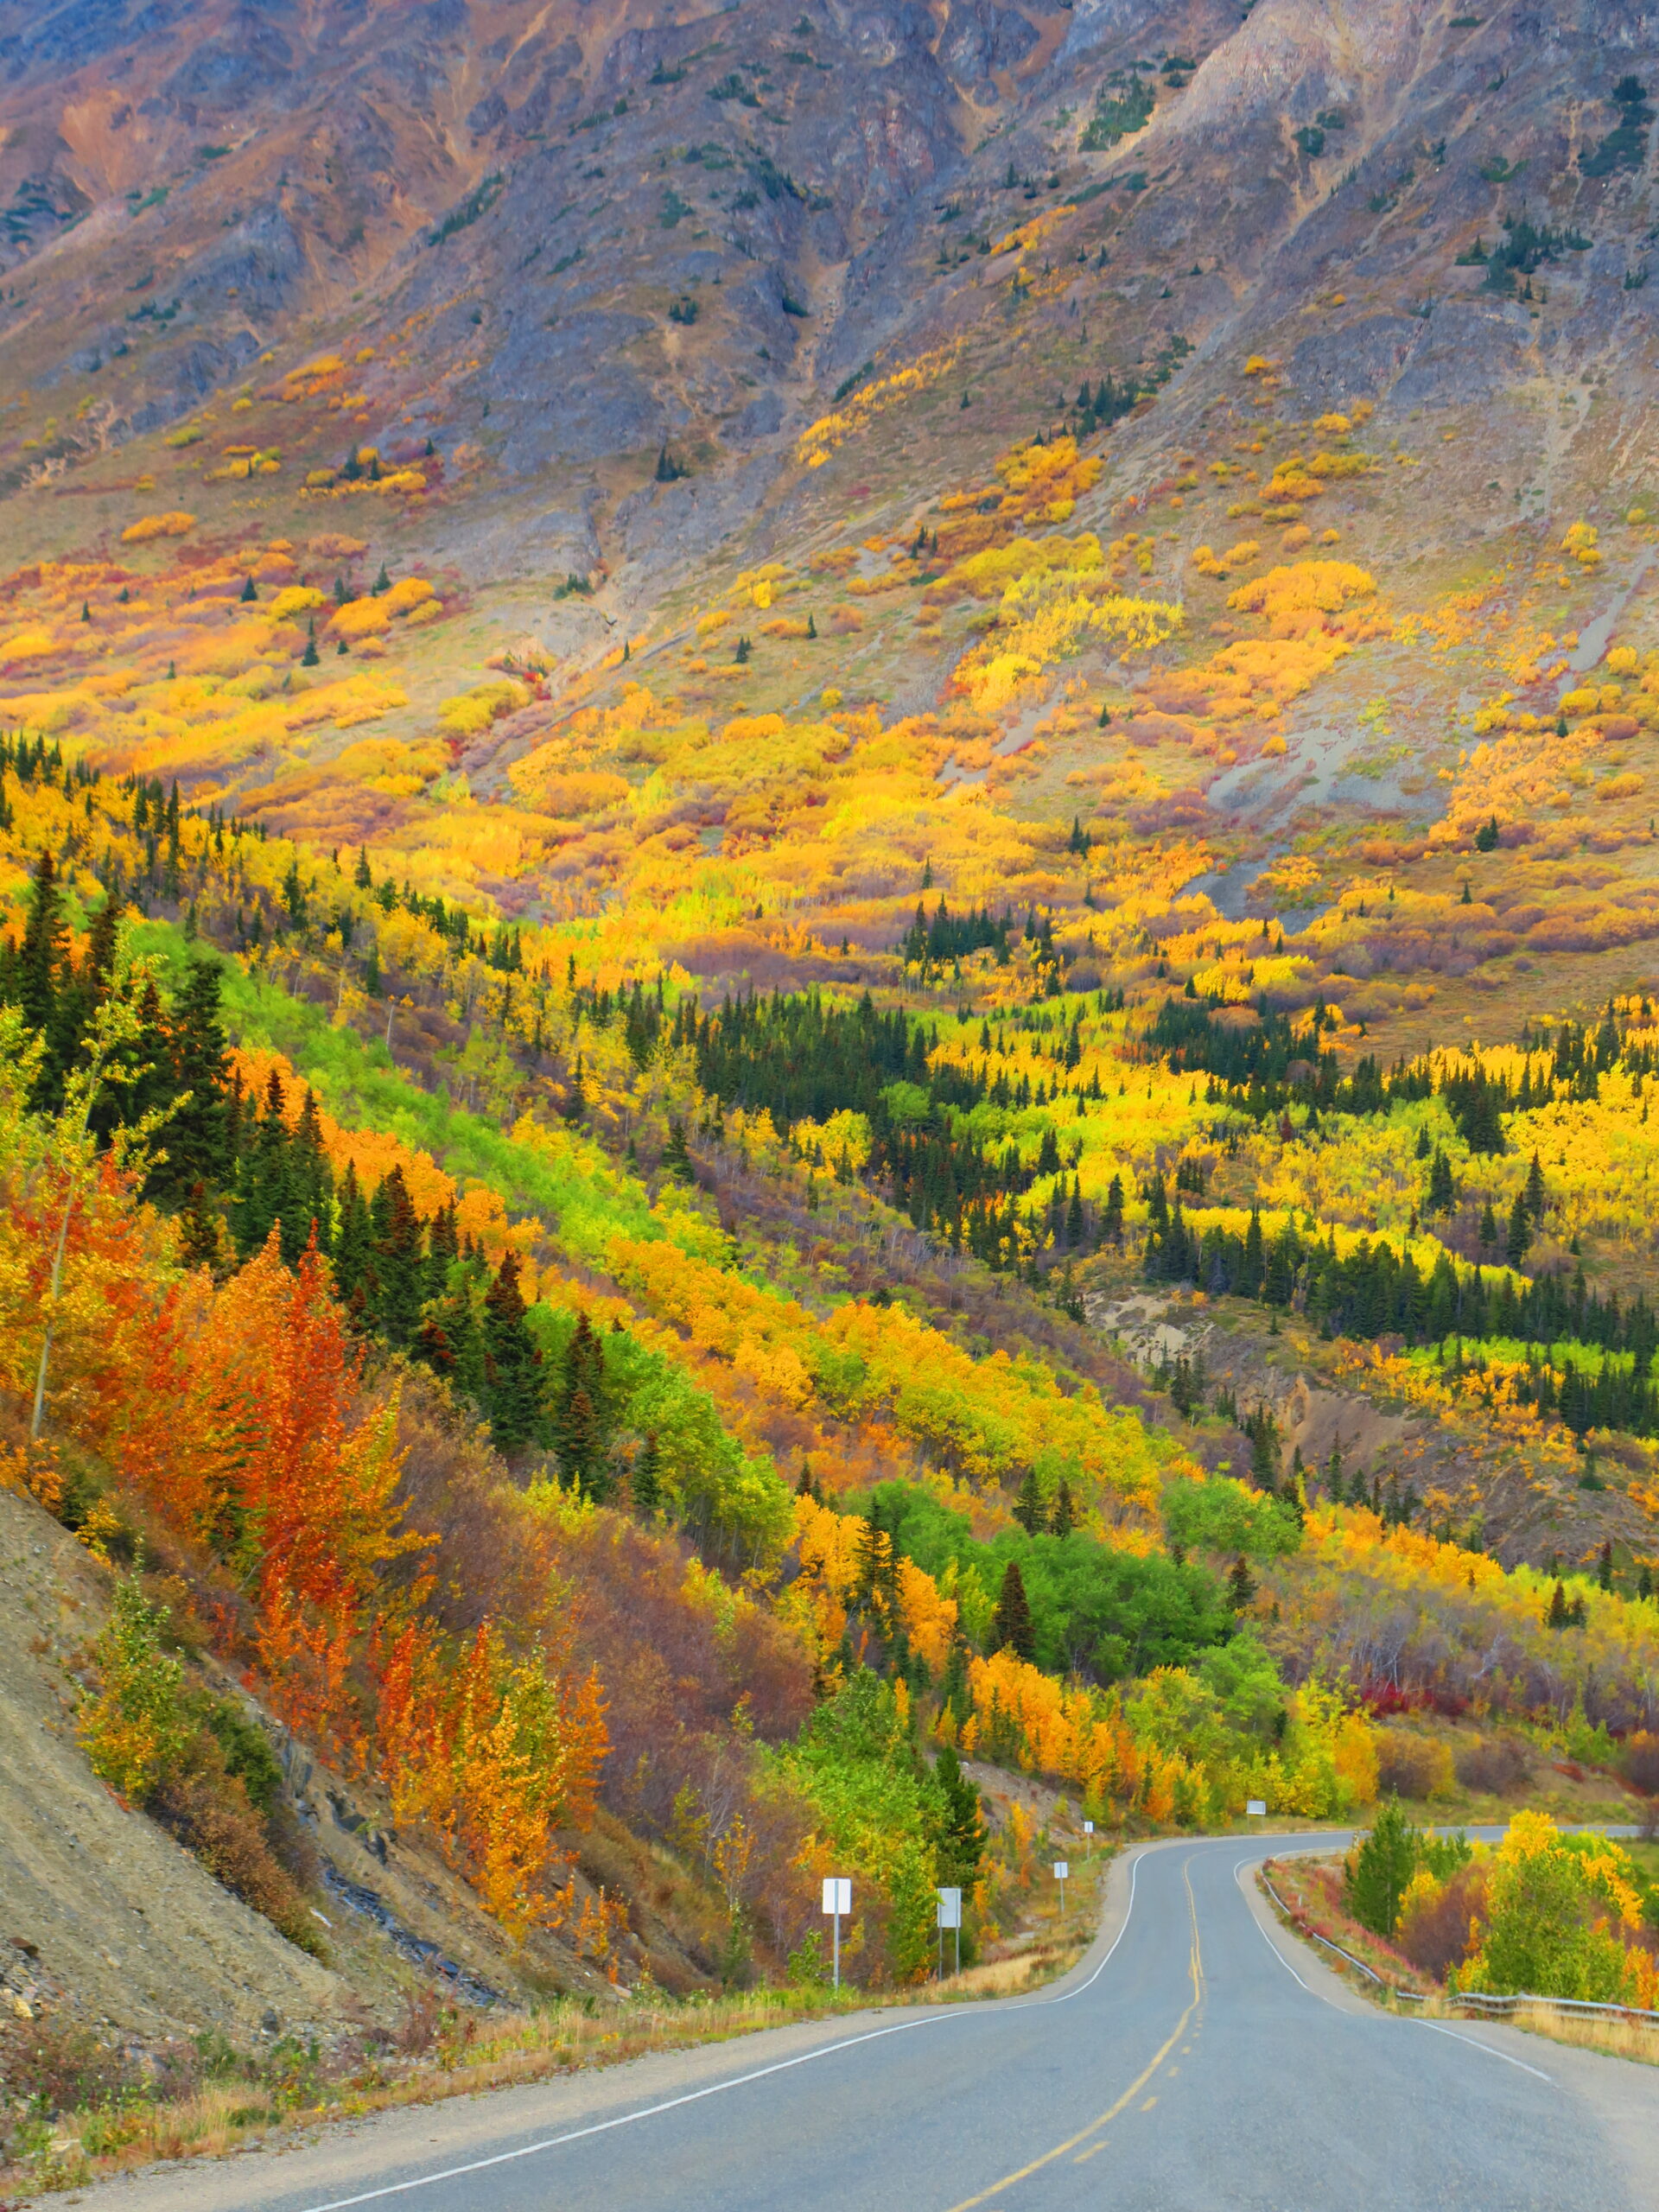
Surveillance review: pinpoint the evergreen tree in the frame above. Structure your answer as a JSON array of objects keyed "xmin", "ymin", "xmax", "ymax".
[
  {"xmin": 482, "ymin": 1251, "xmax": 544, "ymax": 1453},
  {"xmin": 16, "ymin": 848, "xmax": 66, "ymax": 1046},
  {"xmin": 1325, "ymin": 1442, "xmax": 1345, "ymax": 1503},
  {"xmin": 1344, "ymin": 1799, "xmax": 1420, "ymax": 1936},
  {"xmin": 1546, "ymin": 1579, "xmax": 1570, "ymax": 1630},
  {"xmin": 931, "ymin": 1743, "xmax": 987, "ymax": 1887},
  {"xmin": 367, "ymin": 1164, "xmax": 424, "ymax": 1344},
  {"xmin": 230, "ymin": 1066, "xmax": 292, "ymax": 1257},
  {"xmin": 938, "ymin": 1634, "xmax": 972, "ymax": 1729},
  {"xmin": 162, "ymin": 1169, "xmax": 215, "ymax": 1272},
  {"xmin": 1051, "ymin": 1477, "xmax": 1077, "ymax": 1537},
  {"xmin": 1012, "ymin": 1467, "xmax": 1046, "ymax": 1535},
  {"xmin": 1504, "ymin": 1192, "xmax": 1531, "ymax": 1268},
  {"xmin": 1598, "ymin": 1539, "xmax": 1614, "ymax": 1592},
  {"xmin": 632, "ymin": 1430, "xmax": 663, "ymax": 1516},
  {"xmin": 1227, "ymin": 1555, "xmax": 1257, "ymax": 1609},
  {"xmin": 553, "ymin": 1311, "xmax": 611, "ymax": 1495},
  {"xmin": 332, "ymin": 1160, "xmax": 374, "ymax": 1304},
  {"xmin": 1101, "ymin": 1172, "xmax": 1124, "ymax": 1246},
  {"xmin": 423, "ymin": 1199, "xmax": 460, "ymax": 1301},
  {"xmin": 663, "ymin": 1117, "xmax": 693, "ymax": 1180},
  {"xmin": 151, "ymin": 957, "xmax": 232, "ymax": 1200},
  {"xmin": 991, "ymin": 1560, "xmax": 1035, "ymax": 1661},
  {"xmin": 1065, "ymin": 1178, "xmax": 1084, "ymax": 1248},
  {"xmin": 1524, "ymin": 1149, "xmax": 1547, "ymax": 1223}
]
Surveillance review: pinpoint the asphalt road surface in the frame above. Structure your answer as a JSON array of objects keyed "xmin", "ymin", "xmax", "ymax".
[{"xmin": 79, "ymin": 1833, "xmax": 1659, "ymax": 2212}]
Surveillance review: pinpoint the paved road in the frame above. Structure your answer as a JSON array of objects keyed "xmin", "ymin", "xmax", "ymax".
[{"xmin": 81, "ymin": 1834, "xmax": 1659, "ymax": 2212}]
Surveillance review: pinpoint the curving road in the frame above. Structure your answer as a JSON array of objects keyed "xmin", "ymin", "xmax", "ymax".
[{"xmin": 85, "ymin": 1834, "xmax": 1659, "ymax": 2212}]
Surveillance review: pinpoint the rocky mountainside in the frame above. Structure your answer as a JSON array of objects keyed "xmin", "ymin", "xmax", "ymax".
[{"xmin": 3, "ymin": 0, "xmax": 1658, "ymax": 622}]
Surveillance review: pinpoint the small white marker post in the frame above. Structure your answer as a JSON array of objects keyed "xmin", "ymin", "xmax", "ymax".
[
  {"xmin": 1053, "ymin": 1859, "xmax": 1069, "ymax": 1918},
  {"xmin": 1083, "ymin": 1819, "xmax": 1095, "ymax": 1840},
  {"xmin": 937, "ymin": 1885, "xmax": 963, "ymax": 1980},
  {"xmin": 823, "ymin": 1876, "xmax": 851, "ymax": 1990}
]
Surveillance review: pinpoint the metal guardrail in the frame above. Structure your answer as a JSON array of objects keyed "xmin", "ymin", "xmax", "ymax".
[{"xmin": 1258, "ymin": 1874, "xmax": 1659, "ymax": 2027}]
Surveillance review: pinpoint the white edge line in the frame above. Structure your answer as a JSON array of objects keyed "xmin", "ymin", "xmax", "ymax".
[
  {"xmin": 1408, "ymin": 2018, "xmax": 1554, "ymax": 2083},
  {"xmin": 289, "ymin": 1854, "xmax": 1149, "ymax": 2212},
  {"xmin": 1235, "ymin": 1856, "xmax": 1554, "ymax": 2084}
]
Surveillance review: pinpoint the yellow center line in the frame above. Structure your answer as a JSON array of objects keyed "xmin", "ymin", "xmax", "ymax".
[{"xmin": 939, "ymin": 1861, "xmax": 1205, "ymax": 2212}]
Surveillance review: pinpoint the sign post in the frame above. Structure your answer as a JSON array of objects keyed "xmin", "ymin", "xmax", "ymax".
[
  {"xmin": 1053, "ymin": 1859, "xmax": 1069, "ymax": 1917},
  {"xmin": 1246, "ymin": 1800, "xmax": 1268, "ymax": 1820},
  {"xmin": 822, "ymin": 1877, "xmax": 851, "ymax": 1990},
  {"xmin": 937, "ymin": 1885, "xmax": 963, "ymax": 1980}
]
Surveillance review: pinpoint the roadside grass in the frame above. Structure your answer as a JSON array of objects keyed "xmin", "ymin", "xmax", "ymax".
[{"xmin": 0, "ymin": 1854, "xmax": 1110, "ymax": 2196}]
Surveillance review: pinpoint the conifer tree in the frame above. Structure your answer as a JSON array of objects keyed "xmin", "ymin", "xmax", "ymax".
[
  {"xmin": 553, "ymin": 1311, "xmax": 610, "ymax": 1494},
  {"xmin": 1101, "ymin": 1172, "xmax": 1124, "ymax": 1247},
  {"xmin": 939, "ymin": 1634, "xmax": 972, "ymax": 1728},
  {"xmin": 991, "ymin": 1560, "xmax": 1035, "ymax": 1660},
  {"xmin": 1228, "ymin": 1555, "xmax": 1257, "ymax": 1609},
  {"xmin": 151, "ymin": 957, "xmax": 232, "ymax": 1199},
  {"xmin": 231, "ymin": 1066, "xmax": 292, "ymax": 1257},
  {"xmin": 332, "ymin": 1160, "xmax": 373, "ymax": 1303},
  {"xmin": 632, "ymin": 1431, "xmax": 662, "ymax": 1516},
  {"xmin": 1344, "ymin": 1799, "xmax": 1419, "ymax": 1936},
  {"xmin": 931, "ymin": 1743, "xmax": 987, "ymax": 1886},
  {"xmin": 1012, "ymin": 1467, "xmax": 1046, "ymax": 1534},
  {"xmin": 177, "ymin": 1179, "xmax": 225, "ymax": 1273},
  {"xmin": 368, "ymin": 1164, "xmax": 424, "ymax": 1344},
  {"xmin": 1546, "ymin": 1579, "xmax": 1570, "ymax": 1630},
  {"xmin": 1524, "ymin": 1149, "xmax": 1547, "ymax": 1223},
  {"xmin": 1051, "ymin": 1477, "xmax": 1077, "ymax": 1536},
  {"xmin": 17, "ymin": 848, "xmax": 66, "ymax": 1046},
  {"xmin": 1504, "ymin": 1192, "xmax": 1531, "ymax": 1268},
  {"xmin": 482, "ymin": 1251, "xmax": 544, "ymax": 1452},
  {"xmin": 663, "ymin": 1117, "xmax": 693, "ymax": 1179}
]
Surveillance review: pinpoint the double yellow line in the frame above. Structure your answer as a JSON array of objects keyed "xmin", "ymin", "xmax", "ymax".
[{"xmin": 941, "ymin": 1859, "xmax": 1205, "ymax": 2212}]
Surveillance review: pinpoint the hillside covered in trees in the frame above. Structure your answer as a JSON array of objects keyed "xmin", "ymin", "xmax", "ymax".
[{"xmin": 4, "ymin": 0, "xmax": 1659, "ymax": 2169}]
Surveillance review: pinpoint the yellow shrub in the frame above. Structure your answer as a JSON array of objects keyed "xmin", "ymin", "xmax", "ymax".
[
  {"xmin": 384, "ymin": 576, "xmax": 437, "ymax": 617},
  {"xmin": 439, "ymin": 679, "xmax": 530, "ymax": 737},
  {"xmin": 1227, "ymin": 559, "xmax": 1377, "ymax": 626},
  {"xmin": 943, "ymin": 533, "xmax": 1103, "ymax": 599},
  {"xmin": 269, "ymin": 585, "xmax": 325, "ymax": 621},
  {"xmin": 1606, "ymin": 645, "xmax": 1641, "ymax": 676},
  {"xmin": 330, "ymin": 596, "xmax": 391, "ymax": 639},
  {"xmin": 0, "ymin": 625, "xmax": 60, "ymax": 662},
  {"xmin": 121, "ymin": 511, "xmax": 196, "ymax": 543}
]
